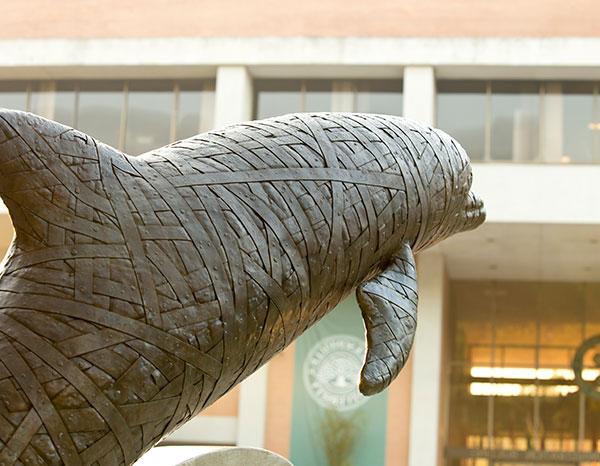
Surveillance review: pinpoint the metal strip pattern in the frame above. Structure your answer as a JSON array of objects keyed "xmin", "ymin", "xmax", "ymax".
[{"xmin": 0, "ymin": 110, "xmax": 484, "ymax": 465}]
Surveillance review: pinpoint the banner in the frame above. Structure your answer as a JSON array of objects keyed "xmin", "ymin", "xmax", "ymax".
[{"xmin": 289, "ymin": 296, "xmax": 388, "ymax": 466}]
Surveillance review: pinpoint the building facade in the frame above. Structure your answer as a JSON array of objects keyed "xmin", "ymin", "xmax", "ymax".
[{"xmin": 2, "ymin": 2, "xmax": 600, "ymax": 465}]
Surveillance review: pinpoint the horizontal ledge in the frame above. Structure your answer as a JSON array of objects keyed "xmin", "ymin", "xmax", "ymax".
[{"xmin": 2, "ymin": 38, "xmax": 600, "ymax": 71}]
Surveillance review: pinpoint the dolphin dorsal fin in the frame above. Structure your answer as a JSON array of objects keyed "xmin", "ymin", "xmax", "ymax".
[
  {"xmin": 0, "ymin": 109, "xmax": 120, "ymax": 248},
  {"xmin": 356, "ymin": 241, "xmax": 418, "ymax": 396}
]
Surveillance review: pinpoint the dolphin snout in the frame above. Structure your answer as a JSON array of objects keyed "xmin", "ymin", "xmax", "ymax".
[{"xmin": 461, "ymin": 192, "xmax": 486, "ymax": 232}]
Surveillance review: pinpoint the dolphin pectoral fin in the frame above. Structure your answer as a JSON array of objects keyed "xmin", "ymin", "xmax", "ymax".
[{"xmin": 356, "ymin": 241, "xmax": 418, "ymax": 396}]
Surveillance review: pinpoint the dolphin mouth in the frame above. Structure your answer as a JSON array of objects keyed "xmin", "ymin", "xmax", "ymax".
[{"xmin": 461, "ymin": 192, "xmax": 486, "ymax": 232}]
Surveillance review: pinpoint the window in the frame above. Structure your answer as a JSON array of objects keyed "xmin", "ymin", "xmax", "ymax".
[
  {"xmin": 78, "ymin": 81, "xmax": 124, "ymax": 149},
  {"xmin": 254, "ymin": 79, "xmax": 403, "ymax": 119},
  {"xmin": 447, "ymin": 281, "xmax": 600, "ymax": 466},
  {"xmin": 561, "ymin": 82, "xmax": 597, "ymax": 164},
  {"xmin": 437, "ymin": 81, "xmax": 487, "ymax": 162},
  {"xmin": 437, "ymin": 81, "xmax": 600, "ymax": 164},
  {"xmin": 0, "ymin": 81, "xmax": 29, "ymax": 112},
  {"xmin": 490, "ymin": 82, "xmax": 539, "ymax": 162},
  {"xmin": 125, "ymin": 81, "xmax": 173, "ymax": 155},
  {"xmin": 0, "ymin": 80, "xmax": 215, "ymax": 155}
]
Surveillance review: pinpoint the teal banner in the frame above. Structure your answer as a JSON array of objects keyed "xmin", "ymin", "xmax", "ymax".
[{"xmin": 289, "ymin": 296, "xmax": 388, "ymax": 466}]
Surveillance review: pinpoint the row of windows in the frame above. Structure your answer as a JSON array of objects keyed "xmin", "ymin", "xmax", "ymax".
[
  {"xmin": 254, "ymin": 79, "xmax": 403, "ymax": 119},
  {"xmin": 0, "ymin": 80, "xmax": 215, "ymax": 155},
  {"xmin": 1, "ymin": 79, "xmax": 600, "ymax": 164},
  {"xmin": 437, "ymin": 81, "xmax": 600, "ymax": 164}
]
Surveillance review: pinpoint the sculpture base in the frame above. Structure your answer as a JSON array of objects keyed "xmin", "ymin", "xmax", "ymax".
[{"xmin": 177, "ymin": 447, "xmax": 293, "ymax": 466}]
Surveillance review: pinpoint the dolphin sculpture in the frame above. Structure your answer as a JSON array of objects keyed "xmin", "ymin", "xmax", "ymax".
[{"xmin": 0, "ymin": 109, "xmax": 484, "ymax": 465}]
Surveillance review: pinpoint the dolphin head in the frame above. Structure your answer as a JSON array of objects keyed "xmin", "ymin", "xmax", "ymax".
[
  {"xmin": 356, "ymin": 120, "xmax": 486, "ymax": 396},
  {"xmin": 412, "ymin": 126, "xmax": 486, "ymax": 252}
]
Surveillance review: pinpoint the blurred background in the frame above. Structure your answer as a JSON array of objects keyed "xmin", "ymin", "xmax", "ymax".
[{"xmin": 2, "ymin": 1, "xmax": 600, "ymax": 465}]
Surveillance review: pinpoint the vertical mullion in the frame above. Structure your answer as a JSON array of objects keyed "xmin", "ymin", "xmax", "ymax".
[
  {"xmin": 171, "ymin": 82, "xmax": 180, "ymax": 142},
  {"xmin": 578, "ymin": 285, "xmax": 587, "ymax": 452},
  {"xmin": 533, "ymin": 258, "xmax": 544, "ymax": 455},
  {"xmin": 119, "ymin": 81, "xmax": 129, "ymax": 152},
  {"xmin": 590, "ymin": 83, "xmax": 600, "ymax": 162},
  {"xmin": 487, "ymin": 283, "xmax": 496, "ymax": 452},
  {"xmin": 485, "ymin": 81, "xmax": 492, "ymax": 162},
  {"xmin": 200, "ymin": 80, "xmax": 215, "ymax": 133},
  {"xmin": 25, "ymin": 82, "xmax": 32, "ymax": 113},
  {"xmin": 47, "ymin": 81, "xmax": 57, "ymax": 120},
  {"xmin": 538, "ymin": 83, "xmax": 545, "ymax": 163},
  {"xmin": 73, "ymin": 83, "xmax": 80, "ymax": 129},
  {"xmin": 300, "ymin": 80, "xmax": 307, "ymax": 112}
]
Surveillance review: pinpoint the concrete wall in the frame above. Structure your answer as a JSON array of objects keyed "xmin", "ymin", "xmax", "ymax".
[
  {"xmin": 472, "ymin": 164, "xmax": 600, "ymax": 225},
  {"xmin": 3, "ymin": 0, "xmax": 600, "ymax": 39}
]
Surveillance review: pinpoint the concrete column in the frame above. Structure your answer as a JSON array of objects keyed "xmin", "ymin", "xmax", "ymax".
[
  {"xmin": 214, "ymin": 65, "xmax": 268, "ymax": 448},
  {"xmin": 403, "ymin": 66, "xmax": 436, "ymax": 125},
  {"xmin": 331, "ymin": 81, "xmax": 355, "ymax": 112},
  {"xmin": 408, "ymin": 252, "xmax": 448, "ymax": 466},
  {"xmin": 214, "ymin": 66, "xmax": 253, "ymax": 128},
  {"xmin": 539, "ymin": 82, "xmax": 564, "ymax": 163},
  {"xmin": 403, "ymin": 66, "xmax": 445, "ymax": 466},
  {"xmin": 237, "ymin": 365, "xmax": 269, "ymax": 447}
]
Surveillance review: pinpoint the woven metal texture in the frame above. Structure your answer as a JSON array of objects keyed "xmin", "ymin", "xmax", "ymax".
[{"xmin": 0, "ymin": 110, "xmax": 484, "ymax": 465}]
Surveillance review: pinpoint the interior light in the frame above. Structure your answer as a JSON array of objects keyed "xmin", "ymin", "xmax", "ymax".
[
  {"xmin": 470, "ymin": 366, "xmax": 600, "ymax": 381},
  {"xmin": 469, "ymin": 382, "xmax": 579, "ymax": 397},
  {"xmin": 560, "ymin": 155, "xmax": 571, "ymax": 163}
]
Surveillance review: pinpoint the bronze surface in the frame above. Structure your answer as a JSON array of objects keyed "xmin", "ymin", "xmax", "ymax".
[{"xmin": 0, "ymin": 110, "xmax": 484, "ymax": 465}]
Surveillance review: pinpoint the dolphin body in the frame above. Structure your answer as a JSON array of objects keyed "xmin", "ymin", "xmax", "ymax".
[{"xmin": 0, "ymin": 109, "xmax": 484, "ymax": 465}]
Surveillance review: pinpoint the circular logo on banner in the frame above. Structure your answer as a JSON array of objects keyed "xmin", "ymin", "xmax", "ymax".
[{"xmin": 303, "ymin": 334, "xmax": 368, "ymax": 411}]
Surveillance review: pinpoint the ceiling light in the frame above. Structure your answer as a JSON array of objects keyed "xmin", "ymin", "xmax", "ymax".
[
  {"xmin": 470, "ymin": 382, "xmax": 579, "ymax": 397},
  {"xmin": 470, "ymin": 366, "xmax": 600, "ymax": 381}
]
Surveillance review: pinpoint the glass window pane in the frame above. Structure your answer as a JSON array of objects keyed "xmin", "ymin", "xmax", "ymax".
[
  {"xmin": 304, "ymin": 80, "xmax": 332, "ymax": 112},
  {"xmin": 29, "ymin": 82, "xmax": 54, "ymax": 118},
  {"xmin": 562, "ymin": 82, "xmax": 595, "ymax": 164},
  {"xmin": 77, "ymin": 81, "xmax": 124, "ymax": 149},
  {"xmin": 448, "ymin": 281, "xmax": 494, "ymax": 450},
  {"xmin": 585, "ymin": 284, "xmax": 600, "ymax": 339},
  {"xmin": 177, "ymin": 88, "xmax": 202, "ymax": 139},
  {"xmin": 255, "ymin": 80, "xmax": 303, "ymax": 119},
  {"xmin": 538, "ymin": 282, "xmax": 584, "ymax": 348},
  {"xmin": 491, "ymin": 81, "xmax": 539, "ymax": 162},
  {"xmin": 125, "ymin": 81, "xmax": 173, "ymax": 155},
  {"xmin": 200, "ymin": 82, "xmax": 215, "ymax": 133},
  {"xmin": 0, "ymin": 81, "xmax": 28, "ymax": 111},
  {"xmin": 437, "ymin": 81, "xmax": 486, "ymax": 162},
  {"xmin": 176, "ymin": 80, "xmax": 215, "ymax": 139},
  {"xmin": 448, "ymin": 280, "xmax": 600, "ymax": 463},
  {"xmin": 29, "ymin": 81, "xmax": 76, "ymax": 125},
  {"xmin": 355, "ymin": 80, "xmax": 403, "ymax": 115},
  {"xmin": 448, "ymin": 363, "xmax": 489, "ymax": 449},
  {"xmin": 54, "ymin": 81, "xmax": 77, "ymax": 128}
]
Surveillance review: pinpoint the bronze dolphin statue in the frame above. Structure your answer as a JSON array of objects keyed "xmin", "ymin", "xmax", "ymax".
[{"xmin": 0, "ymin": 109, "xmax": 484, "ymax": 465}]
